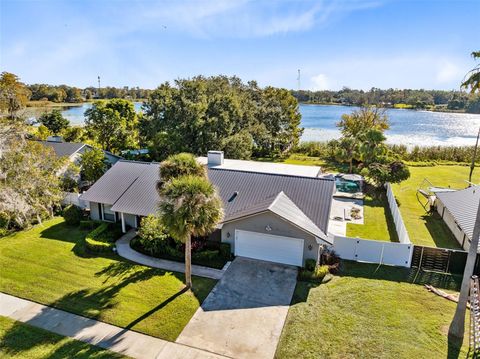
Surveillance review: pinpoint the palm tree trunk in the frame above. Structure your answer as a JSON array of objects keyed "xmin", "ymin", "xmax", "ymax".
[
  {"xmin": 185, "ymin": 235, "xmax": 192, "ymax": 289},
  {"xmin": 449, "ymin": 199, "xmax": 480, "ymax": 339}
]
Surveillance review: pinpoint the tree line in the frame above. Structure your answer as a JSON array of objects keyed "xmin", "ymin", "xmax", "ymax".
[{"xmin": 291, "ymin": 87, "xmax": 480, "ymax": 113}]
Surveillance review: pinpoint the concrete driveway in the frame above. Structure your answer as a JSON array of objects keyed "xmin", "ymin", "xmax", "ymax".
[{"xmin": 176, "ymin": 257, "xmax": 298, "ymax": 359}]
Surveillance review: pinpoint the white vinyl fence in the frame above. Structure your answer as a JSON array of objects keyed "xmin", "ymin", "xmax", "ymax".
[
  {"xmin": 62, "ymin": 192, "xmax": 88, "ymax": 209},
  {"xmin": 385, "ymin": 182, "xmax": 411, "ymax": 244},
  {"xmin": 333, "ymin": 235, "xmax": 413, "ymax": 267}
]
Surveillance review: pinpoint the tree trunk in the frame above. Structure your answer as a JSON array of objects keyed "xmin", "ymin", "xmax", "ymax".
[
  {"xmin": 469, "ymin": 127, "xmax": 480, "ymax": 185},
  {"xmin": 185, "ymin": 235, "xmax": 192, "ymax": 289},
  {"xmin": 449, "ymin": 199, "xmax": 480, "ymax": 339}
]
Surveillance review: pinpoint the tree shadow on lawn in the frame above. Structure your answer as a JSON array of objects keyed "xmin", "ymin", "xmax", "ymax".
[
  {"xmin": 1, "ymin": 261, "xmax": 202, "ymax": 357},
  {"xmin": 0, "ymin": 320, "xmax": 124, "ymax": 359}
]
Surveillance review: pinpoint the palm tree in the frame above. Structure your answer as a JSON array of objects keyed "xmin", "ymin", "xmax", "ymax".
[
  {"xmin": 158, "ymin": 175, "xmax": 223, "ymax": 288},
  {"xmin": 158, "ymin": 152, "xmax": 205, "ymax": 187},
  {"xmin": 462, "ymin": 51, "xmax": 480, "ymax": 93}
]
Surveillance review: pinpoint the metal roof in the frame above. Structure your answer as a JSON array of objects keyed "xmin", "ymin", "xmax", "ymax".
[
  {"xmin": 81, "ymin": 160, "xmax": 335, "ymax": 235},
  {"xmin": 436, "ymin": 186, "xmax": 480, "ymax": 240},
  {"xmin": 38, "ymin": 141, "xmax": 85, "ymax": 158},
  {"xmin": 196, "ymin": 156, "xmax": 322, "ymax": 178},
  {"xmin": 80, "ymin": 161, "xmax": 155, "ymax": 205},
  {"xmin": 227, "ymin": 191, "xmax": 328, "ymax": 241}
]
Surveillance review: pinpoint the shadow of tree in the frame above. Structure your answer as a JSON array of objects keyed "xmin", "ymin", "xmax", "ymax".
[
  {"xmin": 0, "ymin": 319, "xmax": 124, "ymax": 358},
  {"xmin": 422, "ymin": 212, "xmax": 462, "ymax": 250}
]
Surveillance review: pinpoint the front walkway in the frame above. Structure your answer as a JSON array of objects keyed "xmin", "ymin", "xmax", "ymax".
[
  {"xmin": 0, "ymin": 292, "xmax": 227, "ymax": 359},
  {"xmin": 176, "ymin": 257, "xmax": 298, "ymax": 359},
  {"xmin": 116, "ymin": 230, "xmax": 225, "ymax": 280}
]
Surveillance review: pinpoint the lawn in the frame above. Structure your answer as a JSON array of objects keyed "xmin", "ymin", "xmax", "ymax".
[
  {"xmin": 346, "ymin": 194, "xmax": 399, "ymax": 242},
  {"xmin": 391, "ymin": 165, "xmax": 480, "ymax": 248},
  {"xmin": 0, "ymin": 217, "xmax": 216, "ymax": 341},
  {"xmin": 0, "ymin": 316, "xmax": 126, "ymax": 358},
  {"xmin": 276, "ymin": 261, "xmax": 469, "ymax": 359}
]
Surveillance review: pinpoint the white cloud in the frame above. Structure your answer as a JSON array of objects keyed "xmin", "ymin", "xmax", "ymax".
[
  {"xmin": 138, "ymin": 0, "xmax": 382, "ymax": 38},
  {"xmin": 310, "ymin": 74, "xmax": 330, "ymax": 90}
]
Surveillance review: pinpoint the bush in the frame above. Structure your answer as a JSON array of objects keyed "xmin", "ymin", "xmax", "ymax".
[
  {"xmin": 298, "ymin": 265, "xmax": 330, "ymax": 283},
  {"xmin": 219, "ymin": 242, "xmax": 231, "ymax": 259},
  {"xmin": 84, "ymin": 222, "xmax": 121, "ymax": 253},
  {"xmin": 192, "ymin": 249, "xmax": 220, "ymax": 261},
  {"xmin": 79, "ymin": 220, "xmax": 102, "ymax": 230},
  {"xmin": 63, "ymin": 205, "xmax": 82, "ymax": 226},
  {"xmin": 137, "ymin": 215, "xmax": 169, "ymax": 255},
  {"xmin": 305, "ymin": 258, "xmax": 316, "ymax": 271}
]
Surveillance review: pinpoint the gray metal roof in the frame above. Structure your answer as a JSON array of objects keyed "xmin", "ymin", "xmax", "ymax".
[
  {"xmin": 81, "ymin": 160, "xmax": 335, "ymax": 236},
  {"xmin": 38, "ymin": 141, "xmax": 85, "ymax": 158},
  {"xmin": 436, "ymin": 186, "xmax": 480, "ymax": 240},
  {"xmin": 80, "ymin": 161, "xmax": 155, "ymax": 205},
  {"xmin": 227, "ymin": 191, "xmax": 328, "ymax": 241}
]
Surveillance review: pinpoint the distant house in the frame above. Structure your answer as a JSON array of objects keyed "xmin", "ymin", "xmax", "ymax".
[
  {"xmin": 38, "ymin": 136, "xmax": 122, "ymax": 168},
  {"xmin": 435, "ymin": 186, "xmax": 479, "ymax": 250},
  {"xmin": 80, "ymin": 151, "xmax": 335, "ymax": 266}
]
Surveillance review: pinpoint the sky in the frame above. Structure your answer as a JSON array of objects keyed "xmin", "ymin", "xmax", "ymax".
[{"xmin": 1, "ymin": 0, "xmax": 479, "ymax": 91}]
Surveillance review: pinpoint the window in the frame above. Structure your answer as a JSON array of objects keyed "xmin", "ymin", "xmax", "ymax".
[{"xmin": 102, "ymin": 204, "xmax": 115, "ymax": 222}]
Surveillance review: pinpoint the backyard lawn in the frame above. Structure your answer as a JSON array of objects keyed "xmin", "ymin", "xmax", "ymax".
[
  {"xmin": 0, "ymin": 316, "xmax": 126, "ymax": 358},
  {"xmin": 0, "ymin": 217, "xmax": 216, "ymax": 341},
  {"xmin": 392, "ymin": 165, "xmax": 480, "ymax": 248},
  {"xmin": 346, "ymin": 194, "xmax": 398, "ymax": 242},
  {"xmin": 276, "ymin": 261, "xmax": 469, "ymax": 359}
]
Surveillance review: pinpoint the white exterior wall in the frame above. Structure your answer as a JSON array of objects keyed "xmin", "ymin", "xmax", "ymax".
[
  {"xmin": 436, "ymin": 199, "xmax": 469, "ymax": 250},
  {"xmin": 221, "ymin": 211, "xmax": 323, "ymax": 265},
  {"xmin": 90, "ymin": 201, "xmax": 101, "ymax": 220}
]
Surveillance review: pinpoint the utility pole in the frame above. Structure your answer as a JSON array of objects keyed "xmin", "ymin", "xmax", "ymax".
[
  {"xmin": 297, "ymin": 69, "xmax": 301, "ymax": 91},
  {"xmin": 469, "ymin": 127, "xmax": 480, "ymax": 185},
  {"xmin": 97, "ymin": 76, "xmax": 101, "ymax": 98}
]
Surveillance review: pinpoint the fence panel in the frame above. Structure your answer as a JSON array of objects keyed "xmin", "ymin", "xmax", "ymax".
[
  {"xmin": 62, "ymin": 192, "xmax": 88, "ymax": 209},
  {"xmin": 333, "ymin": 235, "xmax": 413, "ymax": 267},
  {"xmin": 411, "ymin": 245, "xmax": 480, "ymax": 275},
  {"xmin": 385, "ymin": 182, "xmax": 410, "ymax": 244}
]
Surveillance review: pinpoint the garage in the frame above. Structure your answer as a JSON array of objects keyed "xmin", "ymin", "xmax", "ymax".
[{"xmin": 234, "ymin": 229, "xmax": 304, "ymax": 266}]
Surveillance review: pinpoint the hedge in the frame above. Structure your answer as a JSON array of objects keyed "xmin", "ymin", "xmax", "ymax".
[{"xmin": 84, "ymin": 223, "xmax": 120, "ymax": 253}]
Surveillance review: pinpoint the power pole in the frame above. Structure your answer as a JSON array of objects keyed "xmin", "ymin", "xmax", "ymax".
[
  {"xmin": 297, "ymin": 69, "xmax": 301, "ymax": 91},
  {"xmin": 97, "ymin": 76, "xmax": 101, "ymax": 98},
  {"xmin": 470, "ymin": 127, "xmax": 480, "ymax": 185}
]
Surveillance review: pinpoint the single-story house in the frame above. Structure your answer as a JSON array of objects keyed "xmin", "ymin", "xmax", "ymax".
[
  {"xmin": 435, "ymin": 186, "xmax": 479, "ymax": 250},
  {"xmin": 80, "ymin": 151, "xmax": 335, "ymax": 266},
  {"xmin": 38, "ymin": 136, "xmax": 122, "ymax": 167}
]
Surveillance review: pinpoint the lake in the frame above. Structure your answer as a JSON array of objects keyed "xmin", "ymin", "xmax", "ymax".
[{"xmin": 57, "ymin": 102, "xmax": 480, "ymax": 147}]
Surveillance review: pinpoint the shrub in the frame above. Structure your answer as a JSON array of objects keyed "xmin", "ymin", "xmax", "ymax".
[
  {"xmin": 192, "ymin": 249, "xmax": 220, "ymax": 261},
  {"xmin": 298, "ymin": 264, "xmax": 330, "ymax": 283},
  {"xmin": 138, "ymin": 215, "xmax": 169, "ymax": 255},
  {"xmin": 313, "ymin": 265, "xmax": 330, "ymax": 279},
  {"xmin": 79, "ymin": 220, "xmax": 102, "ymax": 230},
  {"xmin": 63, "ymin": 205, "xmax": 82, "ymax": 226},
  {"xmin": 305, "ymin": 258, "xmax": 316, "ymax": 271},
  {"xmin": 219, "ymin": 242, "xmax": 231, "ymax": 259},
  {"xmin": 84, "ymin": 222, "xmax": 121, "ymax": 253}
]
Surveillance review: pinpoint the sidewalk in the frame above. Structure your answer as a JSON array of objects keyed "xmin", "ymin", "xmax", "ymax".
[
  {"xmin": 116, "ymin": 230, "xmax": 226, "ymax": 280},
  {"xmin": 0, "ymin": 292, "xmax": 228, "ymax": 359}
]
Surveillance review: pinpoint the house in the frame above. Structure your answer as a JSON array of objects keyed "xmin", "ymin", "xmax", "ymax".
[
  {"xmin": 80, "ymin": 151, "xmax": 335, "ymax": 266},
  {"xmin": 435, "ymin": 186, "xmax": 479, "ymax": 250},
  {"xmin": 38, "ymin": 136, "xmax": 122, "ymax": 168}
]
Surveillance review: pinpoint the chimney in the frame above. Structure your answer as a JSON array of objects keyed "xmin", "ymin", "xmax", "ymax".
[
  {"xmin": 47, "ymin": 135, "xmax": 64, "ymax": 143},
  {"xmin": 207, "ymin": 150, "xmax": 224, "ymax": 167}
]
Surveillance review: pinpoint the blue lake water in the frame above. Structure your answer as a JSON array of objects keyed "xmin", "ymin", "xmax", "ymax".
[{"xmin": 59, "ymin": 102, "xmax": 480, "ymax": 147}]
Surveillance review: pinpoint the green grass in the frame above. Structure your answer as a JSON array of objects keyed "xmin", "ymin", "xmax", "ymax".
[
  {"xmin": 277, "ymin": 261, "xmax": 469, "ymax": 359},
  {"xmin": 346, "ymin": 193, "xmax": 399, "ymax": 242},
  {"xmin": 392, "ymin": 165, "xmax": 480, "ymax": 248},
  {"xmin": 0, "ymin": 217, "xmax": 216, "ymax": 341},
  {"xmin": 0, "ymin": 315, "xmax": 126, "ymax": 358}
]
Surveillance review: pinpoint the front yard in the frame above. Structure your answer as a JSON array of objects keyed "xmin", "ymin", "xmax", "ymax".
[
  {"xmin": 0, "ymin": 315, "xmax": 126, "ymax": 358},
  {"xmin": 0, "ymin": 217, "xmax": 216, "ymax": 341},
  {"xmin": 277, "ymin": 261, "xmax": 469, "ymax": 358}
]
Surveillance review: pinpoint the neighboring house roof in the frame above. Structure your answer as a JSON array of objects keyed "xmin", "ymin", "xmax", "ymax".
[
  {"xmin": 196, "ymin": 156, "xmax": 322, "ymax": 178},
  {"xmin": 81, "ymin": 160, "xmax": 335, "ymax": 240},
  {"xmin": 436, "ymin": 186, "xmax": 480, "ymax": 240},
  {"xmin": 38, "ymin": 141, "xmax": 86, "ymax": 158}
]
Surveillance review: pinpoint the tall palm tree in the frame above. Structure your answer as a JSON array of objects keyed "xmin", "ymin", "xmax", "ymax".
[
  {"xmin": 462, "ymin": 51, "xmax": 480, "ymax": 93},
  {"xmin": 158, "ymin": 175, "xmax": 223, "ymax": 288},
  {"xmin": 158, "ymin": 152, "xmax": 206, "ymax": 187}
]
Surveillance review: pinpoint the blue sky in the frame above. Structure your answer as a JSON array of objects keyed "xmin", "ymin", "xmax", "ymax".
[{"xmin": 1, "ymin": 0, "xmax": 478, "ymax": 90}]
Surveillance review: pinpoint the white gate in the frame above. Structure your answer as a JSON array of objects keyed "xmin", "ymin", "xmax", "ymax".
[{"xmin": 333, "ymin": 235, "xmax": 413, "ymax": 267}]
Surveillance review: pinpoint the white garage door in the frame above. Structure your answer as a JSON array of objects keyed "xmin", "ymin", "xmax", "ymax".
[{"xmin": 234, "ymin": 230, "xmax": 304, "ymax": 266}]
